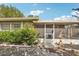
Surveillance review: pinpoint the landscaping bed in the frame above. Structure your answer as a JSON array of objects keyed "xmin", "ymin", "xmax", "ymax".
[
  {"xmin": 0, "ymin": 44, "xmax": 79, "ymax": 56},
  {"xmin": 0, "ymin": 44, "xmax": 59, "ymax": 56}
]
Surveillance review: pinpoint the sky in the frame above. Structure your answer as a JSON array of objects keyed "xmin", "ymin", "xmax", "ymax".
[{"xmin": 3, "ymin": 3, "xmax": 79, "ymax": 20}]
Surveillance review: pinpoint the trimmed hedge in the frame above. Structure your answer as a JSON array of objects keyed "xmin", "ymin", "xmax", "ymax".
[{"xmin": 0, "ymin": 28, "xmax": 38, "ymax": 45}]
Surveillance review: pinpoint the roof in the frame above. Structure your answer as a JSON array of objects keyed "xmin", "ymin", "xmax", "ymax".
[
  {"xmin": 0, "ymin": 17, "xmax": 39, "ymax": 22},
  {"xmin": 0, "ymin": 17, "xmax": 79, "ymax": 24},
  {"xmin": 33, "ymin": 20, "xmax": 79, "ymax": 24}
]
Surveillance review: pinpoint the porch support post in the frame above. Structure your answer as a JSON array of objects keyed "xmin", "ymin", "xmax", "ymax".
[
  {"xmin": 44, "ymin": 24, "xmax": 46, "ymax": 40},
  {"xmin": 21, "ymin": 22, "xmax": 23, "ymax": 29},
  {"xmin": 0, "ymin": 24, "xmax": 1, "ymax": 31},
  {"xmin": 53, "ymin": 24, "xmax": 55, "ymax": 39},
  {"xmin": 10, "ymin": 22, "xmax": 12, "ymax": 30},
  {"xmin": 70, "ymin": 24, "xmax": 72, "ymax": 38},
  {"xmin": 68, "ymin": 25, "xmax": 71, "ymax": 39}
]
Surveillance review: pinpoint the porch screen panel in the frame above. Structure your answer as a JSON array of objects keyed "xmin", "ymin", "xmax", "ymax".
[
  {"xmin": 70, "ymin": 24, "xmax": 79, "ymax": 39},
  {"xmin": 55, "ymin": 24, "xmax": 79, "ymax": 39},
  {"xmin": 34, "ymin": 24, "xmax": 44, "ymax": 38},
  {"xmin": 55, "ymin": 24, "xmax": 66, "ymax": 39},
  {"xmin": 46, "ymin": 24, "xmax": 53, "ymax": 39}
]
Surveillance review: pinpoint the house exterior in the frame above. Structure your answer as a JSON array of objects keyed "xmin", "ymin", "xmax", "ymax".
[{"xmin": 0, "ymin": 16, "xmax": 79, "ymax": 47}]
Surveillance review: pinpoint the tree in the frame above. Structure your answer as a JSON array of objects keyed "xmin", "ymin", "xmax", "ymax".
[
  {"xmin": 0, "ymin": 4, "xmax": 24, "ymax": 17},
  {"xmin": 72, "ymin": 8, "xmax": 79, "ymax": 11},
  {"xmin": 72, "ymin": 8, "xmax": 79, "ymax": 18}
]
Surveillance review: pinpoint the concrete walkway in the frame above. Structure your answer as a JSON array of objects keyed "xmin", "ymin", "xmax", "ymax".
[{"xmin": 43, "ymin": 39, "xmax": 79, "ymax": 48}]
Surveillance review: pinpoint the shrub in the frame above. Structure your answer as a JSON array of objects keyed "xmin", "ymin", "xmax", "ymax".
[
  {"xmin": 0, "ymin": 28, "xmax": 38, "ymax": 45},
  {"xmin": 7, "ymin": 31, "xmax": 23, "ymax": 44},
  {"xmin": 0, "ymin": 31, "xmax": 12, "ymax": 44},
  {"xmin": 21, "ymin": 28, "xmax": 37, "ymax": 45}
]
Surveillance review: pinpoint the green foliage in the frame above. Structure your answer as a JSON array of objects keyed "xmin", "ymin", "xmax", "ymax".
[
  {"xmin": 0, "ymin": 4, "xmax": 24, "ymax": 17},
  {"xmin": 24, "ymin": 23, "xmax": 34, "ymax": 28},
  {"xmin": 0, "ymin": 31, "xmax": 11, "ymax": 43},
  {"xmin": 21, "ymin": 28, "xmax": 37, "ymax": 45},
  {"xmin": 0, "ymin": 28, "xmax": 37, "ymax": 45}
]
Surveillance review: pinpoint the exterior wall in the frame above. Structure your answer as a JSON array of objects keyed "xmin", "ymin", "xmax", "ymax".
[
  {"xmin": 0, "ymin": 21, "xmax": 34, "ymax": 31},
  {"xmin": 23, "ymin": 22, "xmax": 34, "ymax": 28},
  {"xmin": 0, "ymin": 22, "xmax": 22, "ymax": 31}
]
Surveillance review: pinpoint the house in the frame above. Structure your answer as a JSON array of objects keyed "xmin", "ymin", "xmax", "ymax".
[{"xmin": 0, "ymin": 16, "xmax": 79, "ymax": 47}]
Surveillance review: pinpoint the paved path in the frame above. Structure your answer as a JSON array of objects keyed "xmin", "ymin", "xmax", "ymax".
[{"xmin": 44, "ymin": 39, "xmax": 79, "ymax": 48}]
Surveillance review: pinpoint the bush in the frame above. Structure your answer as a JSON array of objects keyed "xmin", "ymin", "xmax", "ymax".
[
  {"xmin": 0, "ymin": 31, "xmax": 12, "ymax": 43},
  {"xmin": 0, "ymin": 28, "xmax": 38, "ymax": 45},
  {"xmin": 21, "ymin": 28, "xmax": 37, "ymax": 45},
  {"xmin": 7, "ymin": 31, "xmax": 23, "ymax": 44}
]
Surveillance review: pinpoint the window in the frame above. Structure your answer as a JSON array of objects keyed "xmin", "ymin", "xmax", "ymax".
[
  {"xmin": 12, "ymin": 22, "xmax": 21, "ymax": 29},
  {"xmin": 1, "ymin": 23, "xmax": 10, "ymax": 30}
]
